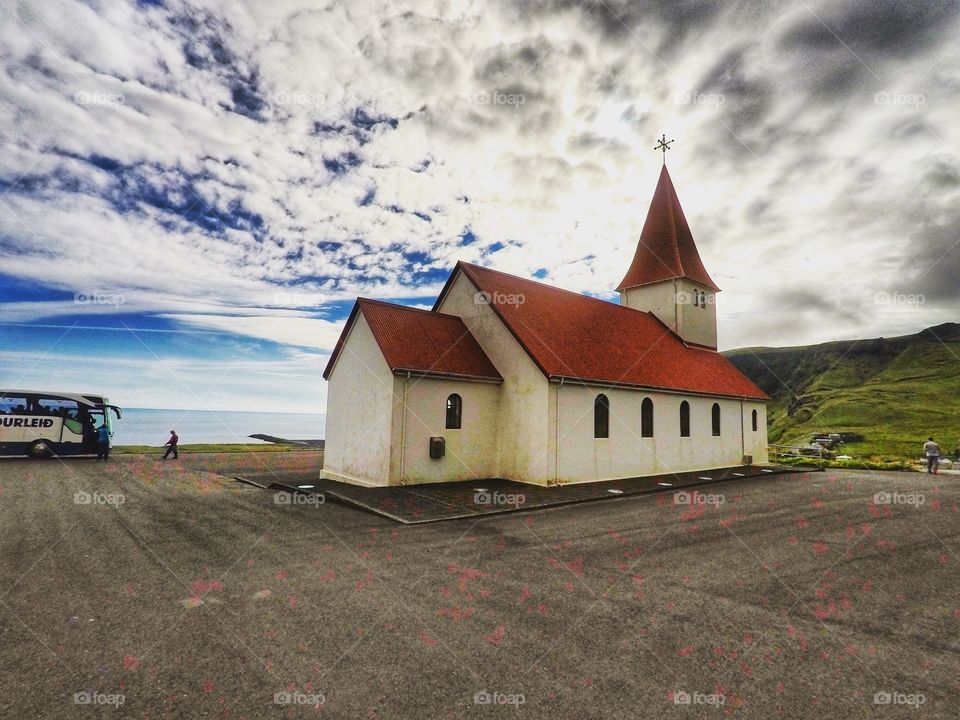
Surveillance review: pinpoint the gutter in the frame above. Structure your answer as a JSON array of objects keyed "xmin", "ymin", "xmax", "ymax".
[{"xmin": 546, "ymin": 376, "xmax": 768, "ymax": 403}]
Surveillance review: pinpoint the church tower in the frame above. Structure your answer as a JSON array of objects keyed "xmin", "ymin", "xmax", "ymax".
[{"xmin": 617, "ymin": 164, "xmax": 719, "ymax": 350}]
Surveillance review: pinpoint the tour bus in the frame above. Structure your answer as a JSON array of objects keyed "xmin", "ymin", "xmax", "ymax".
[{"xmin": 0, "ymin": 390, "xmax": 122, "ymax": 458}]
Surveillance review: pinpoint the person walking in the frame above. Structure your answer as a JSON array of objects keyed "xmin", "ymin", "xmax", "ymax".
[
  {"xmin": 95, "ymin": 422, "xmax": 112, "ymax": 462},
  {"xmin": 923, "ymin": 436, "xmax": 941, "ymax": 474},
  {"xmin": 163, "ymin": 430, "xmax": 179, "ymax": 459}
]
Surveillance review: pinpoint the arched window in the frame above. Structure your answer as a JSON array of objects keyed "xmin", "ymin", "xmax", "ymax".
[
  {"xmin": 700, "ymin": 291, "xmax": 706, "ymax": 309},
  {"xmin": 679, "ymin": 401, "xmax": 690, "ymax": 437},
  {"xmin": 711, "ymin": 403, "xmax": 721, "ymax": 436},
  {"xmin": 751, "ymin": 409, "xmax": 758, "ymax": 432},
  {"xmin": 594, "ymin": 394, "xmax": 609, "ymax": 439},
  {"xmin": 445, "ymin": 393, "xmax": 462, "ymax": 429},
  {"xmin": 693, "ymin": 289, "xmax": 699, "ymax": 307},
  {"xmin": 641, "ymin": 397, "xmax": 654, "ymax": 438}
]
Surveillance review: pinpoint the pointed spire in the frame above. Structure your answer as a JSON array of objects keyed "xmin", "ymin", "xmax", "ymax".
[{"xmin": 616, "ymin": 164, "xmax": 720, "ymax": 292}]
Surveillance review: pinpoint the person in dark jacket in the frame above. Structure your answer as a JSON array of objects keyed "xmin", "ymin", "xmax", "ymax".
[
  {"xmin": 95, "ymin": 423, "xmax": 112, "ymax": 461},
  {"xmin": 163, "ymin": 430, "xmax": 179, "ymax": 459}
]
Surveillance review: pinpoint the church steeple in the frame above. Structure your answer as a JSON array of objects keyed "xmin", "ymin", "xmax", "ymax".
[
  {"xmin": 618, "ymin": 162, "xmax": 720, "ymax": 350},
  {"xmin": 617, "ymin": 164, "xmax": 718, "ymax": 293}
]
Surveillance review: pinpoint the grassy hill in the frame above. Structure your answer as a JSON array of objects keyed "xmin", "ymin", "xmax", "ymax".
[{"xmin": 725, "ymin": 323, "xmax": 960, "ymax": 462}]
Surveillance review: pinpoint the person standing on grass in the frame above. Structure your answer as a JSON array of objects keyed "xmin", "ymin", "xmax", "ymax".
[
  {"xmin": 923, "ymin": 436, "xmax": 941, "ymax": 474},
  {"xmin": 95, "ymin": 422, "xmax": 112, "ymax": 462},
  {"xmin": 163, "ymin": 429, "xmax": 179, "ymax": 459}
]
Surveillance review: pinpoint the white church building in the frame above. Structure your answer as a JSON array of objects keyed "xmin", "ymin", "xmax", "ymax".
[{"xmin": 321, "ymin": 165, "xmax": 769, "ymax": 486}]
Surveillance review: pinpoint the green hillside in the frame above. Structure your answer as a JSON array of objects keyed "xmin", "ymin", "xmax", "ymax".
[{"xmin": 725, "ymin": 323, "xmax": 960, "ymax": 462}]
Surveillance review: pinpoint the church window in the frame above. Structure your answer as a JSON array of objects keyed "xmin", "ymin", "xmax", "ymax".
[
  {"xmin": 594, "ymin": 394, "xmax": 609, "ymax": 439},
  {"xmin": 679, "ymin": 401, "xmax": 690, "ymax": 437},
  {"xmin": 711, "ymin": 403, "xmax": 721, "ymax": 436},
  {"xmin": 445, "ymin": 394, "xmax": 462, "ymax": 429},
  {"xmin": 752, "ymin": 409, "xmax": 758, "ymax": 432},
  {"xmin": 700, "ymin": 292, "xmax": 706, "ymax": 309},
  {"xmin": 641, "ymin": 398, "xmax": 654, "ymax": 437}
]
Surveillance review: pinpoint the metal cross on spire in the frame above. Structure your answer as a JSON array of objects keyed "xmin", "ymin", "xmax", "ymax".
[{"xmin": 654, "ymin": 134, "xmax": 674, "ymax": 164}]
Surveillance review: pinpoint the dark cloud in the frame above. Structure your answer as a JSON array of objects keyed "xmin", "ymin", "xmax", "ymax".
[
  {"xmin": 780, "ymin": 0, "xmax": 960, "ymax": 58},
  {"xmin": 772, "ymin": 288, "xmax": 860, "ymax": 322},
  {"xmin": 905, "ymin": 215, "xmax": 960, "ymax": 302}
]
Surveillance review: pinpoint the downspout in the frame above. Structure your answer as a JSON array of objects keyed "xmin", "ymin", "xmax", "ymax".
[
  {"xmin": 740, "ymin": 400, "xmax": 745, "ymax": 465},
  {"xmin": 399, "ymin": 372, "xmax": 409, "ymax": 485},
  {"xmin": 554, "ymin": 378, "xmax": 563, "ymax": 485}
]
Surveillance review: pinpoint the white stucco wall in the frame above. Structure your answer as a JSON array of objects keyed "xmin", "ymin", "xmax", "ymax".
[
  {"xmin": 436, "ymin": 272, "xmax": 551, "ymax": 483},
  {"xmin": 549, "ymin": 385, "xmax": 765, "ymax": 484},
  {"xmin": 390, "ymin": 375, "xmax": 500, "ymax": 484},
  {"xmin": 741, "ymin": 401, "xmax": 769, "ymax": 464},
  {"xmin": 620, "ymin": 278, "xmax": 718, "ymax": 349},
  {"xmin": 320, "ymin": 313, "xmax": 395, "ymax": 486}
]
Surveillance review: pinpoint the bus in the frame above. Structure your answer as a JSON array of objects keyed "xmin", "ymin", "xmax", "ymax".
[{"xmin": 0, "ymin": 390, "xmax": 122, "ymax": 458}]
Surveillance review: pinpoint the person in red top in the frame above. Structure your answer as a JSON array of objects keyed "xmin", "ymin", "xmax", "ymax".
[{"xmin": 163, "ymin": 430, "xmax": 179, "ymax": 459}]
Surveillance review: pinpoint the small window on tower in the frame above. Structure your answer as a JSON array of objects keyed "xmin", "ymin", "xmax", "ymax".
[
  {"xmin": 700, "ymin": 291, "xmax": 706, "ymax": 309},
  {"xmin": 711, "ymin": 403, "xmax": 721, "ymax": 436},
  {"xmin": 693, "ymin": 289, "xmax": 699, "ymax": 307},
  {"xmin": 752, "ymin": 409, "xmax": 758, "ymax": 432}
]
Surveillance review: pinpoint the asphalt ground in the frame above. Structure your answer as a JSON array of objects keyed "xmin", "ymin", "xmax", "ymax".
[{"xmin": 1, "ymin": 452, "xmax": 959, "ymax": 719}]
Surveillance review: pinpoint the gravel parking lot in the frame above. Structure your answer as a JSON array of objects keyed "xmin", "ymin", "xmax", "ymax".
[{"xmin": 1, "ymin": 453, "xmax": 958, "ymax": 718}]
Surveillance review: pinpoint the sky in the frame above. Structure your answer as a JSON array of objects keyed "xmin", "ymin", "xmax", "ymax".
[{"xmin": 1, "ymin": 0, "xmax": 958, "ymax": 413}]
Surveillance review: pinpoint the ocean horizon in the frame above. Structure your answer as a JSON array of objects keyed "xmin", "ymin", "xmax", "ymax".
[{"xmin": 113, "ymin": 407, "xmax": 326, "ymax": 446}]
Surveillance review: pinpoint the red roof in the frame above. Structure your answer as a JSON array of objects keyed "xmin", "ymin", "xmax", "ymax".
[
  {"xmin": 437, "ymin": 263, "xmax": 767, "ymax": 400},
  {"xmin": 323, "ymin": 298, "xmax": 501, "ymax": 381},
  {"xmin": 617, "ymin": 165, "xmax": 720, "ymax": 292}
]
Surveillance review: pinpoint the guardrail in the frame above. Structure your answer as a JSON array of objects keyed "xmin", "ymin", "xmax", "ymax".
[{"xmin": 768, "ymin": 443, "xmax": 825, "ymax": 470}]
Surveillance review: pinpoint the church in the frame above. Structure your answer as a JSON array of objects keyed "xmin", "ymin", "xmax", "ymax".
[{"xmin": 321, "ymin": 163, "xmax": 769, "ymax": 487}]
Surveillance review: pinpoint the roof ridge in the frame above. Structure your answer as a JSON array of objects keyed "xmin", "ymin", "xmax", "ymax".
[
  {"xmin": 461, "ymin": 262, "xmax": 678, "ymax": 321},
  {"xmin": 663, "ymin": 168, "xmax": 685, "ymax": 277},
  {"xmin": 357, "ymin": 296, "xmax": 461, "ymax": 320}
]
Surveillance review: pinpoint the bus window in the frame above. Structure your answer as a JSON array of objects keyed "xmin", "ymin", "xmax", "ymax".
[
  {"xmin": 0, "ymin": 395, "xmax": 28, "ymax": 415},
  {"xmin": 36, "ymin": 397, "xmax": 80, "ymax": 419}
]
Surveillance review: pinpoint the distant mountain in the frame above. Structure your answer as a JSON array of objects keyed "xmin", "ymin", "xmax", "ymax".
[{"xmin": 725, "ymin": 323, "xmax": 960, "ymax": 459}]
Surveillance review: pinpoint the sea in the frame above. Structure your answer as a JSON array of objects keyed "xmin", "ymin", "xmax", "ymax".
[{"xmin": 114, "ymin": 408, "xmax": 326, "ymax": 446}]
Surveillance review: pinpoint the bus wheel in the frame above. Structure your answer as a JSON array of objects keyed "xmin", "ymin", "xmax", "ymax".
[{"xmin": 27, "ymin": 440, "xmax": 53, "ymax": 459}]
